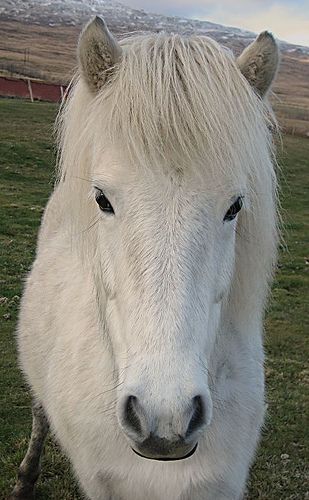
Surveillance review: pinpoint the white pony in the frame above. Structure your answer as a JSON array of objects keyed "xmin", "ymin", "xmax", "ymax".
[{"xmin": 11, "ymin": 17, "xmax": 279, "ymax": 500}]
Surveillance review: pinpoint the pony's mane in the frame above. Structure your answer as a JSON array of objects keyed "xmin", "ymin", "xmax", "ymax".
[
  {"xmin": 57, "ymin": 33, "xmax": 276, "ymax": 182},
  {"xmin": 55, "ymin": 33, "xmax": 279, "ymax": 318}
]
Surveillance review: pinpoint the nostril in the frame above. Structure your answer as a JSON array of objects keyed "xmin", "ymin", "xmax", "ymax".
[
  {"xmin": 186, "ymin": 395, "xmax": 205, "ymax": 438},
  {"xmin": 124, "ymin": 396, "xmax": 142, "ymax": 436}
]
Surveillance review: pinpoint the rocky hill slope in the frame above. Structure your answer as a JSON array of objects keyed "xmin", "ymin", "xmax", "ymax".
[{"xmin": 1, "ymin": 0, "xmax": 308, "ymax": 135}]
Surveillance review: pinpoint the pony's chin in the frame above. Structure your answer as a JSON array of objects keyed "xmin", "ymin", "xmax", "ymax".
[{"xmin": 131, "ymin": 442, "xmax": 198, "ymax": 461}]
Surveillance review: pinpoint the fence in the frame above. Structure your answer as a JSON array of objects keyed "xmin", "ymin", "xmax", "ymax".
[{"xmin": 0, "ymin": 76, "xmax": 66, "ymax": 103}]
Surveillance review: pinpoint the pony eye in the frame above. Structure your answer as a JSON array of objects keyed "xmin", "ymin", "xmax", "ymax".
[
  {"xmin": 224, "ymin": 197, "xmax": 243, "ymax": 222},
  {"xmin": 95, "ymin": 189, "xmax": 114, "ymax": 214}
]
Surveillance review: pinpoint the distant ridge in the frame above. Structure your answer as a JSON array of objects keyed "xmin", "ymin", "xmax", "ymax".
[
  {"xmin": 1, "ymin": 0, "xmax": 309, "ymax": 52},
  {"xmin": 0, "ymin": 0, "xmax": 309, "ymax": 135}
]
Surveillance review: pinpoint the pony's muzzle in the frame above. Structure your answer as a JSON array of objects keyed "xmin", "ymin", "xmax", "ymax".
[
  {"xmin": 119, "ymin": 394, "xmax": 207, "ymax": 460},
  {"xmin": 132, "ymin": 436, "xmax": 198, "ymax": 461}
]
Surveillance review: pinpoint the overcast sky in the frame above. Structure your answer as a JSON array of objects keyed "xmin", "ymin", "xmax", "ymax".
[{"xmin": 127, "ymin": 0, "xmax": 309, "ymax": 46}]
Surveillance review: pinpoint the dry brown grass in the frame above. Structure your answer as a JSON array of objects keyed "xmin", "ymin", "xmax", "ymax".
[
  {"xmin": 272, "ymin": 53, "xmax": 309, "ymax": 136},
  {"xmin": 0, "ymin": 20, "xmax": 80, "ymax": 83}
]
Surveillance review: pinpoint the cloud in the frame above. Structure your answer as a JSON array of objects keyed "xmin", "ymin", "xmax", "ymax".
[
  {"xmin": 128, "ymin": 0, "xmax": 279, "ymax": 17},
  {"xmin": 126, "ymin": 0, "xmax": 309, "ymax": 46},
  {"xmin": 197, "ymin": 3, "xmax": 309, "ymax": 46}
]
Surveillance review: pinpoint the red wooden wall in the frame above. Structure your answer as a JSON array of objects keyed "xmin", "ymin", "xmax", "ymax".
[{"xmin": 0, "ymin": 76, "xmax": 66, "ymax": 102}]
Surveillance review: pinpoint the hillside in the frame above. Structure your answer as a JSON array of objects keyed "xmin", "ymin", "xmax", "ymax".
[{"xmin": 0, "ymin": 0, "xmax": 308, "ymax": 136}]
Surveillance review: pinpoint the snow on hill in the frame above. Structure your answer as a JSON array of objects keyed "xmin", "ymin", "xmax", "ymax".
[{"xmin": 1, "ymin": 0, "xmax": 308, "ymax": 55}]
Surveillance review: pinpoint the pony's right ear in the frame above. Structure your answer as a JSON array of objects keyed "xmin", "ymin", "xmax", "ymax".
[
  {"xmin": 237, "ymin": 31, "xmax": 279, "ymax": 98},
  {"xmin": 78, "ymin": 16, "xmax": 122, "ymax": 93}
]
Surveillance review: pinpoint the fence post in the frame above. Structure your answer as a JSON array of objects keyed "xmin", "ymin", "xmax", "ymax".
[{"xmin": 27, "ymin": 78, "xmax": 34, "ymax": 102}]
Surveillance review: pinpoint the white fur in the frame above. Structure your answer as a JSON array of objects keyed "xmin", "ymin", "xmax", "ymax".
[{"xmin": 18, "ymin": 26, "xmax": 279, "ymax": 500}]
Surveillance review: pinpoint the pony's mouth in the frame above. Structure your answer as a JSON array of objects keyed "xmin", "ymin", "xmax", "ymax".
[{"xmin": 131, "ymin": 442, "xmax": 198, "ymax": 461}]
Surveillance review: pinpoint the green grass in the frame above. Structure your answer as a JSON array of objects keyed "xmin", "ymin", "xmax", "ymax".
[{"xmin": 0, "ymin": 98, "xmax": 308, "ymax": 499}]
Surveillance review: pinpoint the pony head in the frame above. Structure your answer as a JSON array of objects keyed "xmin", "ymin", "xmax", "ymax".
[{"xmin": 57, "ymin": 17, "xmax": 279, "ymax": 460}]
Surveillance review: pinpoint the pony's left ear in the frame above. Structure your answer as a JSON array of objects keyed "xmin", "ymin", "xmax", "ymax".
[
  {"xmin": 78, "ymin": 16, "xmax": 122, "ymax": 93},
  {"xmin": 237, "ymin": 31, "xmax": 279, "ymax": 98}
]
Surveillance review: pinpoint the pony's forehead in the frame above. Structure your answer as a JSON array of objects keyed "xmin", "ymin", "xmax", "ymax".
[{"xmin": 92, "ymin": 144, "xmax": 247, "ymax": 197}]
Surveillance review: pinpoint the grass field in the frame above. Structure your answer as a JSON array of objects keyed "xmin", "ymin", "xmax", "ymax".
[{"xmin": 0, "ymin": 98, "xmax": 308, "ymax": 499}]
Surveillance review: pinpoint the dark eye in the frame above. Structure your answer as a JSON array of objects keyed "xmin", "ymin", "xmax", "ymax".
[
  {"xmin": 224, "ymin": 196, "xmax": 243, "ymax": 222},
  {"xmin": 95, "ymin": 189, "xmax": 114, "ymax": 214}
]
